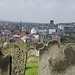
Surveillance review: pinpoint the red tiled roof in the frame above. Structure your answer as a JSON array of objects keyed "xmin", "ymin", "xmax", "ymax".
[
  {"xmin": 15, "ymin": 33, "xmax": 21, "ymax": 35},
  {"xmin": 15, "ymin": 32, "xmax": 26, "ymax": 37},
  {"xmin": 33, "ymin": 34, "xmax": 37, "ymax": 35}
]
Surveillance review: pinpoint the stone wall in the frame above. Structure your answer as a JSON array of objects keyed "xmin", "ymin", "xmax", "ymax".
[
  {"xmin": 0, "ymin": 40, "xmax": 27, "ymax": 75},
  {"xmin": 39, "ymin": 40, "xmax": 75, "ymax": 75}
]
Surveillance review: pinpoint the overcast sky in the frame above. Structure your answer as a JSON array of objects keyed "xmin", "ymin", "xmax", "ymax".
[{"xmin": 0, "ymin": 0, "xmax": 75, "ymax": 23}]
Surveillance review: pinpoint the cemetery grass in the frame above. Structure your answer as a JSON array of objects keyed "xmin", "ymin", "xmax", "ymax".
[{"xmin": 25, "ymin": 60, "xmax": 39, "ymax": 75}]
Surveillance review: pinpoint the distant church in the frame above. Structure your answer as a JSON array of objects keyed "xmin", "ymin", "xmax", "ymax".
[{"xmin": 19, "ymin": 20, "xmax": 22, "ymax": 32}]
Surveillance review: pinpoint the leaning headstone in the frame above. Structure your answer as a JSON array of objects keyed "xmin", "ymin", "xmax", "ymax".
[
  {"xmin": 0, "ymin": 39, "xmax": 27, "ymax": 75},
  {"xmin": 39, "ymin": 40, "xmax": 75, "ymax": 75},
  {"xmin": 27, "ymin": 42, "xmax": 39, "ymax": 63}
]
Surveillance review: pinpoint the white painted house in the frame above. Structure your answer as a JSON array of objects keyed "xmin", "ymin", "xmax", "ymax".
[
  {"xmin": 31, "ymin": 28, "xmax": 37, "ymax": 34},
  {"xmin": 49, "ymin": 28, "xmax": 57, "ymax": 34}
]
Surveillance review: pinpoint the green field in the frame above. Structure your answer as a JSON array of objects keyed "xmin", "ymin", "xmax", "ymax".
[
  {"xmin": 61, "ymin": 35, "xmax": 75, "ymax": 44},
  {"xmin": 47, "ymin": 35, "xmax": 75, "ymax": 44},
  {"xmin": 25, "ymin": 61, "xmax": 39, "ymax": 75}
]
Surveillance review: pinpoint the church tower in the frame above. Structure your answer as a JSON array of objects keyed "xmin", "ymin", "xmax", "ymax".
[{"xmin": 19, "ymin": 20, "xmax": 22, "ymax": 32}]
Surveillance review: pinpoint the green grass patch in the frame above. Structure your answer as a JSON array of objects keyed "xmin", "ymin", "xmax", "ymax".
[
  {"xmin": 25, "ymin": 60, "xmax": 39, "ymax": 75},
  {"xmin": 61, "ymin": 35, "xmax": 75, "ymax": 44},
  {"xmin": 47, "ymin": 35, "xmax": 52, "ymax": 38}
]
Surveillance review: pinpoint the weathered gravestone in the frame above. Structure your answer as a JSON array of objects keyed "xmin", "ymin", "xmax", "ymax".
[
  {"xmin": 0, "ymin": 40, "xmax": 27, "ymax": 75},
  {"xmin": 39, "ymin": 40, "xmax": 75, "ymax": 75},
  {"xmin": 0, "ymin": 51, "xmax": 12, "ymax": 75},
  {"xmin": 27, "ymin": 42, "xmax": 39, "ymax": 57},
  {"xmin": 27, "ymin": 42, "xmax": 39, "ymax": 63}
]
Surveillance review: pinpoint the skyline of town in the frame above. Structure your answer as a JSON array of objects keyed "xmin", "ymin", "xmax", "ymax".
[
  {"xmin": 0, "ymin": 19, "xmax": 75, "ymax": 43},
  {"xmin": 0, "ymin": 19, "xmax": 75, "ymax": 24}
]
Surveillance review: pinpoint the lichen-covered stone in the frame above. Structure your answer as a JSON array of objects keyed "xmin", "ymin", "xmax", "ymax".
[
  {"xmin": 39, "ymin": 40, "xmax": 75, "ymax": 75},
  {"xmin": 0, "ymin": 39, "xmax": 27, "ymax": 75}
]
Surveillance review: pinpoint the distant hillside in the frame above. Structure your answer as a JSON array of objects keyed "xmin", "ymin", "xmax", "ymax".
[
  {"xmin": 0, "ymin": 20, "xmax": 42, "ymax": 24},
  {"xmin": 0, "ymin": 20, "xmax": 18, "ymax": 23}
]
